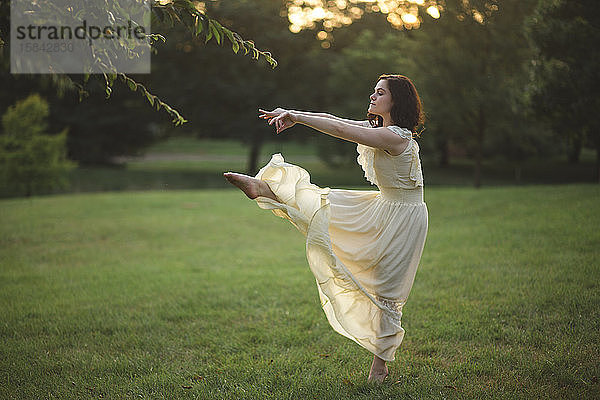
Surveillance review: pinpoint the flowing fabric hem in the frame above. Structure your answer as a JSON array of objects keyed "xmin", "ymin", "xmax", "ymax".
[{"xmin": 253, "ymin": 153, "xmax": 406, "ymax": 361}]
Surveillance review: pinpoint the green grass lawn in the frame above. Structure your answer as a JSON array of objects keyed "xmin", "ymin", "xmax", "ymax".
[{"xmin": 1, "ymin": 185, "xmax": 599, "ymax": 399}]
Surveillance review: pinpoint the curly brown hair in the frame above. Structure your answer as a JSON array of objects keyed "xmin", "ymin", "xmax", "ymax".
[{"xmin": 367, "ymin": 74, "xmax": 425, "ymax": 133}]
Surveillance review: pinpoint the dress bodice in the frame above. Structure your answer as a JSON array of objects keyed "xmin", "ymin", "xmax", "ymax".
[{"xmin": 356, "ymin": 125, "xmax": 424, "ymax": 189}]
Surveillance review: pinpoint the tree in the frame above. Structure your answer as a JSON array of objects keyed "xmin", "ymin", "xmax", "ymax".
[
  {"xmin": 395, "ymin": 0, "xmax": 539, "ymax": 187},
  {"xmin": 320, "ymin": 25, "xmax": 406, "ymax": 166},
  {"xmin": 0, "ymin": 0, "xmax": 276, "ymax": 124},
  {"xmin": 147, "ymin": 0, "xmax": 328, "ymax": 174},
  {"xmin": 282, "ymin": 0, "xmax": 552, "ymax": 186},
  {"xmin": 0, "ymin": 0, "xmax": 281, "ymax": 165},
  {"xmin": 0, "ymin": 94, "xmax": 74, "ymax": 197},
  {"xmin": 526, "ymin": 0, "xmax": 600, "ymax": 182}
]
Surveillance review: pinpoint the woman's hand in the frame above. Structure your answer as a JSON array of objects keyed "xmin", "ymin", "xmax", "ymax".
[
  {"xmin": 269, "ymin": 111, "xmax": 297, "ymax": 134},
  {"xmin": 259, "ymin": 108, "xmax": 298, "ymax": 134},
  {"xmin": 258, "ymin": 108, "xmax": 287, "ymax": 122}
]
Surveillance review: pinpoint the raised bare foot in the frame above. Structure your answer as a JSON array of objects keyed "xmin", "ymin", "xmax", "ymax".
[
  {"xmin": 223, "ymin": 172, "xmax": 277, "ymax": 201},
  {"xmin": 223, "ymin": 172, "xmax": 261, "ymax": 199},
  {"xmin": 368, "ymin": 356, "xmax": 389, "ymax": 383}
]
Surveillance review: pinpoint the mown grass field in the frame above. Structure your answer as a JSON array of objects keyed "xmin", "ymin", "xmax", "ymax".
[{"xmin": 1, "ymin": 184, "xmax": 599, "ymax": 399}]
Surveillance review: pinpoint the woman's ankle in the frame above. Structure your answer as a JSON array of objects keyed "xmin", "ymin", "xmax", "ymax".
[
  {"xmin": 260, "ymin": 180, "xmax": 277, "ymax": 201},
  {"xmin": 368, "ymin": 356, "xmax": 388, "ymax": 382}
]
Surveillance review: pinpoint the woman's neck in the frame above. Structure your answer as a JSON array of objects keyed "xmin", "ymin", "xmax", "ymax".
[{"xmin": 381, "ymin": 114, "xmax": 393, "ymax": 127}]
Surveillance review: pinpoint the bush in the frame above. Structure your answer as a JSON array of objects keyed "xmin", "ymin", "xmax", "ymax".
[{"xmin": 0, "ymin": 94, "xmax": 75, "ymax": 197}]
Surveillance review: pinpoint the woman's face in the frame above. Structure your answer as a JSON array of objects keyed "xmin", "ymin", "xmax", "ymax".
[{"xmin": 368, "ymin": 79, "xmax": 393, "ymax": 117}]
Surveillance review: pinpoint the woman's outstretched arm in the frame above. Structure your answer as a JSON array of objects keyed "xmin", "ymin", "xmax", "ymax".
[
  {"xmin": 261, "ymin": 110, "xmax": 409, "ymax": 156},
  {"xmin": 259, "ymin": 108, "xmax": 368, "ymax": 127}
]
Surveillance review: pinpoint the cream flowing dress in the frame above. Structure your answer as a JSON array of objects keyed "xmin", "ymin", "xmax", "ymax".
[{"xmin": 253, "ymin": 125, "xmax": 428, "ymax": 361}]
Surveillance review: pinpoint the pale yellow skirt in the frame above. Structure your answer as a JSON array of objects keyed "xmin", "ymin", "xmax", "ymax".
[{"xmin": 254, "ymin": 154, "xmax": 428, "ymax": 361}]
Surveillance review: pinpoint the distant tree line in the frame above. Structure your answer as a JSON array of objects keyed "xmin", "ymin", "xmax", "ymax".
[{"xmin": 0, "ymin": 0, "xmax": 598, "ymax": 188}]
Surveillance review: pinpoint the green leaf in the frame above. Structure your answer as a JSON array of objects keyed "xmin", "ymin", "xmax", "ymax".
[
  {"xmin": 224, "ymin": 28, "xmax": 234, "ymax": 43},
  {"xmin": 241, "ymin": 43, "xmax": 249, "ymax": 55},
  {"xmin": 196, "ymin": 16, "xmax": 203, "ymax": 35},
  {"xmin": 211, "ymin": 20, "xmax": 224, "ymax": 45},
  {"xmin": 127, "ymin": 80, "xmax": 137, "ymax": 91},
  {"xmin": 145, "ymin": 92, "xmax": 154, "ymax": 107},
  {"xmin": 213, "ymin": 28, "xmax": 222, "ymax": 45}
]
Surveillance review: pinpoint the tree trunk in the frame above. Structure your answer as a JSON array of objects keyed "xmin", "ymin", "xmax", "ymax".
[
  {"xmin": 568, "ymin": 135, "xmax": 582, "ymax": 164},
  {"xmin": 246, "ymin": 129, "xmax": 264, "ymax": 176},
  {"xmin": 438, "ymin": 137, "xmax": 450, "ymax": 167},
  {"xmin": 596, "ymin": 140, "xmax": 600, "ymax": 184},
  {"xmin": 474, "ymin": 107, "xmax": 485, "ymax": 188},
  {"xmin": 474, "ymin": 145, "xmax": 482, "ymax": 188}
]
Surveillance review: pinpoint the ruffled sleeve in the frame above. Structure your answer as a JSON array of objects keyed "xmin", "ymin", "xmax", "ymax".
[
  {"xmin": 388, "ymin": 126, "xmax": 424, "ymax": 187},
  {"xmin": 387, "ymin": 126, "xmax": 413, "ymax": 140},
  {"xmin": 409, "ymin": 141, "xmax": 424, "ymax": 187},
  {"xmin": 356, "ymin": 144, "xmax": 378, "ymax": 186}
]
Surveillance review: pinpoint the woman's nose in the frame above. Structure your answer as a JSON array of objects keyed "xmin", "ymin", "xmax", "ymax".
[{"xmin": 370, "ymin": 94, "xmax": 376, "ymax": 101}]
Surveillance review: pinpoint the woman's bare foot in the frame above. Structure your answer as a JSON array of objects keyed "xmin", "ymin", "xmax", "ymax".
[
  {"xmin": 223, "ymin": 172, "xmax": 277, "ymax": 201},
  {"xmin": 368, "ymin": 355, "xmax": 389, "ymax": 383}
]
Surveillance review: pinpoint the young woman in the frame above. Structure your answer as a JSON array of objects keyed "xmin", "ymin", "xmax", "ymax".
[{"xmin": 224, "ymin": 74, "xmax": 428, "ymax": 383}]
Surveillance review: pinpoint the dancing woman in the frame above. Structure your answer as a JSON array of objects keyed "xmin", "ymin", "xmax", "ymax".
[{"xmin": 224, "ymin": 74, "xmax": 428, "ymax": 383}]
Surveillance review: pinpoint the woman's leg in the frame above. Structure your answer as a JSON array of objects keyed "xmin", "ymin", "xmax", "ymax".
[
  {"xmin": 223, "ymin": 172, "xmax": 278, "ymax": 201},
  {"xmin": 368, "ymin": 355, "xmax": 389, "ymax": 383}
]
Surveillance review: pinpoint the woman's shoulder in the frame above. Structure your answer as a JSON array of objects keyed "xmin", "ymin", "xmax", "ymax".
[{"xmin": 386, "ymin": 125, "xmax": 413, "ymax": 140}]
